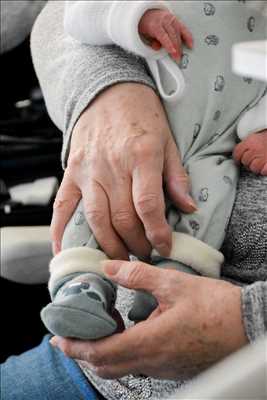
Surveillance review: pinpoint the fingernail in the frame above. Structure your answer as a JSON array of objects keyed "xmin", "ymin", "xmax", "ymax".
[
  {"xmin": 49, "ymin": 336, "xmax": 58, "ymax": 347},
  {"xmin": 156, "ymin": 243, "xmax": 170, "ymax": 257},
  {"xmin": 186, "ymin": 196, "xmax": 198, "ymax": 210},
  {"xmin": 102, "ymin": 260, "xmax": 121, "ymax": 276}
]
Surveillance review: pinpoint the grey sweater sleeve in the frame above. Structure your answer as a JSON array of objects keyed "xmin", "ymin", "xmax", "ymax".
[
  {"xmin": 241, "ymin": 282, "xmax": 267, "ymax": 342},
  {"xmin": 30, "ymin": 0, "xmax": 156, "ymax": 168}
]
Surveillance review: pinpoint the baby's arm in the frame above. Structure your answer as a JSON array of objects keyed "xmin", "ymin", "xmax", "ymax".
[
  {"xmin": 234, "ymin": 94, "xmax": 267, "ymax": 175},
  {"xmin": 64, "ymin": 1, "xmax": 114, "ymax": 46},
  {"xmin": 64, "ymin": 1, "xmax": 193, "ymax": 61}
]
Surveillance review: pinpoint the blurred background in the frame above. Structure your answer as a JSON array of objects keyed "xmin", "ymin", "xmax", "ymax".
[{"xmin": 0, "ymin": 1, "xmax": 62, "ymax": 362}]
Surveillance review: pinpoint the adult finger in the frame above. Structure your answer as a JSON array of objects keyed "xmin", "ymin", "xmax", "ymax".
[
  {"xmin": 50, "ymin": 172, "xmax": 81, "ymax": 254},
  {"xmin": 82, "ymin": 181, "xmax": 129, "ymax": 260},
  {"xmin": 103, "ymin": 259, "xmax": 180, "ymax": 307},
  {"xmin": 104, "ymin": 260, "xmax": 164, "ymax": 295},
  {"xmin": 50, "ymin": 313, "xmax": 156, "ymax": 366},
  {"xmin": 132, "ymin": 159, "xmax": 172, "ymax": 256},
  {"xmin": 50, "ymin": 325, "xmax": 143, "ymax": 367},
  {"xmin": 164, "ymin": 139, "xmax": 197, "ymax": 213},
  {"xmin": 50, "ymin": 304, "xmax": 174, "ymax": 374},
  {"xmin": 109, "ymin": 180, "xmax": 151, "ymax": 258}
]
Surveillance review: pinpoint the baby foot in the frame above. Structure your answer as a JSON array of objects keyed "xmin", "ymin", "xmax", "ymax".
[
  {"xmin": 233, "ymin": 131, "xmax": 267, "ymax": 175},
  {"xmin": 41, "ymin": 273, "xmax": 117, "ymax": 339}
]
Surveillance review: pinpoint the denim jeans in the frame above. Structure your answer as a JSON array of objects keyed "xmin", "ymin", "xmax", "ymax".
[{"xmin": 1, "ymin": 335, "xmax": 102, "ymax": 399}]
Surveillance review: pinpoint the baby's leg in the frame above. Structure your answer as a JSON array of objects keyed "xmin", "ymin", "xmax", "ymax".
[
  {"xmin": 129, "ymin": 153, "xmax": 238, "ymax": 322},
  {"xmin": 175, "ymin": 154, "xmax": 239, "ymax": 249},
  {"xmin": 41, "ymin": 200, "xmax": 117, "ymax": 339}
]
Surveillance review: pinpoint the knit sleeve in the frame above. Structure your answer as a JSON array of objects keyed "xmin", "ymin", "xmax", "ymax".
[
  {"xmin": 64, "ymin": 0, "xmax": 170, "ymax": 58},
  {"xmin": 31, "ymin": 1, "xmax": 156, "ymax": 168},
  {"xmin": 241, "ymin": 281, "xmax": 267, "ymax": 342}
]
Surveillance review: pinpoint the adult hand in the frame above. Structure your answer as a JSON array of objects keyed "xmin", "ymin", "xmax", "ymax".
[
  {"xmin": 51, "ymin": 83, "xmax": 196, "ymax": 257},
  {"xmin": 51, "ymin": 260, "xmax": 248, "ymax": 380}
]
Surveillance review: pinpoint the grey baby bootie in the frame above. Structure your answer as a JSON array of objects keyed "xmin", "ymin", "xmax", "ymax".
[
  {"xmin": 41, "ymin": 247, "xmax": 118, "ymax": 339},
  {"xmin": 128, "ymin": 260, "xmax": 197, "ymax": 322}
]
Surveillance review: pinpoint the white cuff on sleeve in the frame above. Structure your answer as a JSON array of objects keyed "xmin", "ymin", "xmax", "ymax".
[
  {"xmin": 237, "ymin": 94, "xmax": 267, "ymax": 140},
  {"xmin": 49, "ymin": 247, "xmax": 108, "ymax": 293},
  {"xmin": 108, "ymin": 1, "xmax": 185, "ymax": 104},
  {"xmin": 152, "ymin": 232, "xmax": 224, "ymax": 278},
  {"xmin": 108, "ymin": 1, "xmax": 170, "ymax": 59}
]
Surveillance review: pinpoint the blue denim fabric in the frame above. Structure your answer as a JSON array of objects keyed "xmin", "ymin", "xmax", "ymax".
[{"xmin": 1, "ymin": 335, "xmax": 101, "ymax": 400}]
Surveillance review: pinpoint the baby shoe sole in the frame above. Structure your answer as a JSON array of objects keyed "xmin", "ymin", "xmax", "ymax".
[{"xmin": 41, "ymin": 303, "xmax": 117, "ymax": 340}]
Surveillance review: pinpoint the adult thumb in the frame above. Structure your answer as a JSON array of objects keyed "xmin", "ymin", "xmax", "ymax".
[
  {"xmin": 164, "ymin": 139, "xmax": 197, "ymax": 213},
  {"xmin": 103, "ymin": 260, "xmax": 163, "ymax": 297}
]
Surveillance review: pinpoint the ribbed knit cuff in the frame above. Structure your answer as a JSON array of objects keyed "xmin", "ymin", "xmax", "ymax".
[
  {"xmin": 48, "ymin": 247, "xmax": 108, "ymax": 294},
  {"xmin": 108, "ymin": 1, "xmax": 170, "ymax": 59},
  {"xmin": 152, "ymin": 232, "xmax": 224, "ymax": 278},
  {"xmin": 241, "ymin": 282, "xmax": 267, "ymax": 342}
]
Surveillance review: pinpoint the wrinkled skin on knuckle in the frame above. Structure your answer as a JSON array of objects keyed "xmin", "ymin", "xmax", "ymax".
[
  {"xmin": 85, "ymin": 207, "xmax": 106, "ymax": 227},
  {"xmin": 125, "ymin": 262, "xmax": 147, "ymax": 288},
  {"xmin": 112, "ymin": 210, "xmax": 136, "ymax": 231},
  {"xmin": 68, "ymin": 149, "xmax": 82, "ymax": 164},
  {"xmin": 124, "ymin": 132, "xmax": 163, "ymax": 168},
  {"xmin": 53, "ymin": 196, "xmax": 65, "ymax": 211},
  {"xmin": 136, "ymin": 194, "xmax": 158, "ymax": 217}
]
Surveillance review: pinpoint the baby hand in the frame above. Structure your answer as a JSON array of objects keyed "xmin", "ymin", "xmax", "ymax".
[
  {"xmin": 233, "ymin": 131, "xmax": 267, "ymax": 175},
  {"xmin": 138, "ymin": 9, "xmax": 193, "ymax": 61}
]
